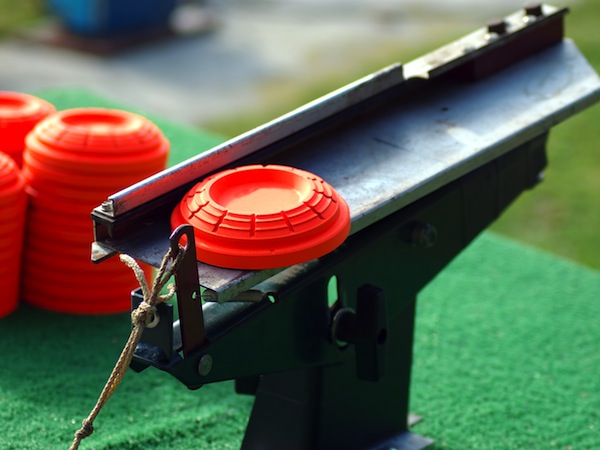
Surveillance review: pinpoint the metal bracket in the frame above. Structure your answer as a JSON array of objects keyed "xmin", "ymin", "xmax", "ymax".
[
  {"xmin": 332, "ymin": 284, "xmax": 389, "ymax": 382},
  {"xmin": 169, "ymin": 225, "xmax": 206, "ymax": 356}
]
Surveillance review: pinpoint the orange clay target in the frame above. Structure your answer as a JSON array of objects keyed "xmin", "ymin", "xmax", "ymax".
[{"xmin": 171, "ymin": 164, "xmax": 351, "ymax": 270}]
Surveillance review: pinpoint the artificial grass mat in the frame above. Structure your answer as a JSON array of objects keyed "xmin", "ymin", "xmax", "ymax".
[
  {"xmin": 2, "ymin": 233, "xmax": 598, "ymax": 449},
  {"xmin": 1, "ymin": 90, "xmax": 598, "ymax": 449}
]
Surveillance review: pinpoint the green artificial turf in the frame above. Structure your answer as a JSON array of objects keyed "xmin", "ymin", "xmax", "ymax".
[
  {"xmin": 0, "ymin": 89, "xmax": 597, "ymax": 449},
  {"xmin": 412, "ymin": 235, "xmax": 600, "ymax": 449},
  {"xmin": 1, "ymin": 234, "xmax": 598, "ymax": 449}
]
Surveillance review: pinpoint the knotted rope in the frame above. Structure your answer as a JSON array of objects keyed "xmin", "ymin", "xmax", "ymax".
[{"xmin": 69, "ymin": 246, "xmax": 186, "ymax": 450}]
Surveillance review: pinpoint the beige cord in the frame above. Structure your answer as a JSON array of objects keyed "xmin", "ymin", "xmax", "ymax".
[{"xmin": 69, "ymin": 246, "xmax": 185, "ymax": 450}]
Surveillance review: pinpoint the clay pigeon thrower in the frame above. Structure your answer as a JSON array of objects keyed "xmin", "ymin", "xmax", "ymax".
[{"xmin": 91, "ymin": 5, "xmax": 600, "ymax": 449}]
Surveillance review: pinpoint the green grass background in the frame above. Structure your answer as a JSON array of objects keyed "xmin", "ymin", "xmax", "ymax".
[{"xmin": 0, "ymin": 0, "xmax": 42, "ymax": 36}]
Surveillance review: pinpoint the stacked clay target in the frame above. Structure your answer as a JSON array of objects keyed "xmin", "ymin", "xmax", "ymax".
[
  {"xmin": 0, "ymin": 152, "xmax": 28, "ymax": 316},
  {"xmin": 0, "ymin": 91, "xmax": 56, "ymax": 167},
  {"xmin": 21, "ymin": 108, "xmax": 169, "ymax": 313}
]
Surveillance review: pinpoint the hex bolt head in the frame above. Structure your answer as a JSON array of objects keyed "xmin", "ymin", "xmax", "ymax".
[
  {"xmin": 198, "ymin": 354, "xmax": 213, "ymax": 376},
  {"xmin": 411, "ymin": 223, "xmax": 438, "ymax": 249},
  {"xmin": 487, "ymin": 18, "xmax": 508, "ymax": 35}
]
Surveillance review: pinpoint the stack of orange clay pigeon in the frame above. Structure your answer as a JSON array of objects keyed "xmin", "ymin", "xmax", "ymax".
[
  {"xmin": 0, "ymin": 92, "xmax": 55, "ymax": 317},
  {"xmin": 0, "ymin": 91, "xmax": 56, "ymax": 168},
  {"xmin": 0, "ymin": 153, "xmax": 28, "ymax": 316},
  {"xmin": 0, "ymin": 92, "xmax": 170, "ymax": 315}
]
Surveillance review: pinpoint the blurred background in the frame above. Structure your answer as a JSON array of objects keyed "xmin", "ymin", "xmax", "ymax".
[{"xmin": 1, "ymin": 0, "xmax": 598, "ymax": 270}]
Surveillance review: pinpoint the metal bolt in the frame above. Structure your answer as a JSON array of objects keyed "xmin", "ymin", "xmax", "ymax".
[
  {"xmin": 411, "ymin": 223, "xmax": 438, "ymax": 249},
  {"xmin": 201, "ymin": 290, "xmax": 217, "ymax": 302},
  {"xmin": 101, "ymin": 200, "xmax": 114, "ymax": 214},
  {"xmin": 525, "ymin": 2, "xmax": 544, "ymax": 17},
  {"xmin": 146, "ymin": 312, "xmax": 160, "ymax": 328},
  {"xmin": 463, "ymin": 45, "xmax": 477, "ymax": 55},
  {"xmin": 537, "ymin": 171, "xmax": 545, "ymax": 183},
  {"xmin": 487, "ymin": 18, "xmax": 508, "ymax": 36},
  {"xmin": 330, "ymin": 307, "xmax": 355, "ymax": 348},
  {"xmin": 198, "ymin": 354, "xmax": 213, "ymax": 376}
]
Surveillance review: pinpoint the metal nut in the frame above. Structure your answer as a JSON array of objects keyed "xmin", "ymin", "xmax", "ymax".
[{"xmin": 198, "ymin": 354, "xmax": 213, "ymax": 376}]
